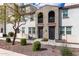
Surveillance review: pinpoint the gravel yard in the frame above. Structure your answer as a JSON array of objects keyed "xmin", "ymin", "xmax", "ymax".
[{"xmin": 0, "ymin": 40, "xmax": 79, "ymax": 56}]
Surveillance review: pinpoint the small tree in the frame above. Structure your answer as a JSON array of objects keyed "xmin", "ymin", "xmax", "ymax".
[
  {"xmin": 0, "ymin": 3, "xmax": 26, "ymax": 45},
  {"xmin": 0, "ymin": 3, "xmax": 39, "ymax": 45},
  {"xmin": 6, "ymin": 4, "xmax": 26, "ymax": 45}
]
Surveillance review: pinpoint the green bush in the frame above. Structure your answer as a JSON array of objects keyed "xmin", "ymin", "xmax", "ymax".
[
  {"xmin": 3, "ymin": 34, "xmax": 7, "ymax": 37},
  {"xmin": 8, "ymin": 32, "xmax": 14, "ymax": 37},
  {"xmin": 20, "ymin": 38, "xmax": 27, "ymax": 46},
  {"xmin": 6, "ymin": 38, "xmax": 11, "ymax": 43},
  {"xmin": 32, "ymin": 41, "xmax": 41, "ymax": 51},
  {"xmin": 61, "ymin": 47, "xmax": 73, "ymax": 56}
]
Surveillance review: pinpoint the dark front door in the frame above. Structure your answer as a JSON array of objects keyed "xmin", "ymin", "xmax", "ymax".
[
  {"xmin": 49, "ymin": 26, "xmax": 55, "ymax": 40},
  {"xmin": 38, "ymin": 27, "xmax": 43, "ymax": 38}
]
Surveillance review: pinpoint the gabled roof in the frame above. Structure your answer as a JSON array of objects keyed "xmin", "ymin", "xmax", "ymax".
[{"xmin": 64, "ymin": 4, "xmax": 79, "ymax": 9}]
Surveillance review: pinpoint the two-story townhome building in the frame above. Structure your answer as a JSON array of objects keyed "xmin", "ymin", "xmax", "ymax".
[
  {"xmin": 60, "ymin": 4, "xmax": 79, "ymax": 43},
  {"xmin": 0, "ymin": 3, "xmax": 79, "ymax": 44}
]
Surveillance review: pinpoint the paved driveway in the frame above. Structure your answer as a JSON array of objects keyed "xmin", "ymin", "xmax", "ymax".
[{"xmin": 0, "ymin": 48, "xmax": 27, "ymax": 56}]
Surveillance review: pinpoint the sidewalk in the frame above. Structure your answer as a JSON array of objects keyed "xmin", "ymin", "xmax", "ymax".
[{"xmin": 0, "ymin": 48, "xmax": 27, "ymax": 56}]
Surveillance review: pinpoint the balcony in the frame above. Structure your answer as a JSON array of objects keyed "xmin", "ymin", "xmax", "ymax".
[{"xmin": 48, "ymin": 22, "xmax": 56, "ymax": 26}]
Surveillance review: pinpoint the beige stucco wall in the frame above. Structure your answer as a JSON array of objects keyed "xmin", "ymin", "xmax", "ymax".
[{"xmin": 35, "ymin": 5, "xmax": 59, "ymax": 39}]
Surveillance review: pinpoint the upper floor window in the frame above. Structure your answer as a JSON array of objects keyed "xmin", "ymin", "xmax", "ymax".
[
  {"xmin": 48, "ymin": 11, "xmax": 55, "ymax": 22},
  {"xmin": 63, "ymin": 9, "xmax": 68, "ymax": 18},
  {"xmin": 38, "ymin": 12, "xmax": 43, "ymax": 23},
  {"xmin": 30, "ymin": 15, "xmax": 34, "ymax": 21},
  {"xmin": 21, "ymin": 7, "xmax": 25, "ymax": 13}
]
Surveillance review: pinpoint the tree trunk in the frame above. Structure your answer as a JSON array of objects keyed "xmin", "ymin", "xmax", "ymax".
[{"xmin": 12, "ymin": 29, "xmax": 17, "ymax": 45}]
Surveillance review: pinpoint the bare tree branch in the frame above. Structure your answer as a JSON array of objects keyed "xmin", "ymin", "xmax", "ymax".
[{"xmin": 18, "ymin": 21, "xmax": 26, "ymax": 28}]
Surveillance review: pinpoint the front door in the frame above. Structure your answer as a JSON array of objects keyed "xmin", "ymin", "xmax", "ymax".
[
  {"xmin": 38, "ymin": 27, "xmax": 43, "ymax": 38},
  {"xmin": 49, "ymin": 26, "xmax": 55, "ymax": 40}
]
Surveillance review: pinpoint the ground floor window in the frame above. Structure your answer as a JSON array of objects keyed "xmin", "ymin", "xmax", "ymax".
[
  {"xmin": 60, "ymin": 26, "xmax": 72, "ymax": 35},
  {"xmin": 66, "ymin": 26, "xmax": 72, "ymax": 34},
  {"xmin": 28, "ymin": 27, "xmax": 31, "ymax": 34},
  {"xmin": 28, "ymin": 27, "xmax": 35, "ymax": 34},
  {"xmin": 17, "ymin": 28, "xmax": 20, "ymax": 33},
  {"xmin": 1, "ymin": 28, "xmax": 3, "ymax": 33},
  {"xmin": 22, "ymin": 27, "xmax": 25, "ymax": 33},
  {"xmin": 60, "ymin": 26, "xmax": 65, "ymax": 35}
]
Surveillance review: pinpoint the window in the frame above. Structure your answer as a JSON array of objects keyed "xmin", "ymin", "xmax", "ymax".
[
  {"xmin": 28, "ymin": 27, "xmax": 35, "ymax": 34},
  {"xmin": 38, "ymin": 12, "xmax": 43, "ymax": 23},
  {"xmin": 1, "ymin": 28, "xmax": 3, "ymax": 33},
  {"xmin": 22, "ymin": 27, "xmax": 25, "ymax": 33},
  {"xmin": 30, "ymin": 15, "xmax": 34, "ymax": 21},
  {"xmin": 29, "ymin": 27, "xmax": 31, "ymax": 34},
  {"xmin": 22, "ymin": 8, "xmax": 25, "ymax": 12},
  {"xmin": 17, "ymin": 28, "xmax": 20, "ymax": 33},
  {"xmin": 32, "ymin": 27, "xmax": 35, "ymax": 34},
  {"xmin": 60, "ymin": 26, "xmax": 72, "ymax": 35},
  {"xmin": 48, "ymin": 11, "xmax": 55, "ymax": 22},
  {"xmin": 63, "ymin": 9, "xmax": 68, "ymax": 18},
  {"xmin": 66, "ymin": 26, "xmax": 72, "ymax": 35},
  {"xmin": 60, "ymin": 26, "xmax": 65, "ymax": 35}
]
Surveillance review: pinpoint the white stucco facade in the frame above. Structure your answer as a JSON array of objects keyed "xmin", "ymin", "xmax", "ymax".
[
  {"xmin": 5, "ymin": 14, "xmax": 36, "ymax": 39},
  {"xmin": 61, "ymin": 7, "xmax": 79, "ymax": 43}
]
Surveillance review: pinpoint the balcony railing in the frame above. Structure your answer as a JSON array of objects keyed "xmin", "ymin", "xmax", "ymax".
[
  {"xmin": 38, "ymin": 18, "xmax": 43, "ymax": 23},
  {"xmin": 48, "ymin": 17, "xmax": 55, "ymax": 23}
]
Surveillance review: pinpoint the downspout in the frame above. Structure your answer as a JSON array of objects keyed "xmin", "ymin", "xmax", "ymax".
[{"xmin": 3, "ymin": 4, "xmax": 6, "ymax": 34}]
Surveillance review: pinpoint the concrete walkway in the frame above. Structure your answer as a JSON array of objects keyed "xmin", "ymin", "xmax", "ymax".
[{"xmin": 0, "ymin": 48, "xmax": 27, "ymax": 56}]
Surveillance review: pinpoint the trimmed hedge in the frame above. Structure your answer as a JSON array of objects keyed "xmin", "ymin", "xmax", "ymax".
[
  {"xmin": 8, "ymin": 32, "xmax": 14, "ymax": 37},
  {"xmin": 32, "ymin": 41, "xmax": 41, "ymax": 51},
  {"xmin": 20, "ymin": 38, "xmax": 27, "ymax": 46},
  {"xmin": 6, "ymin": 38, "xmax": 11, "ymax": 43},
  {"xmin": 61, "ymin": 47, "xmax": 73, "ymax": 56}
]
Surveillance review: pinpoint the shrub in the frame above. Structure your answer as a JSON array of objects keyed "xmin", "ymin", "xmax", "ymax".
[
  {"xmin": 3, "ymin": 34, "xmax": 7, "ymax": 37},
  {"xmin": 8, "ymin": 32, "xmax": 14, "ymax": 37},
  {"xmin": 32, "ymin": 41, "xmax": 41, "ymax": 51},
  {"xmin": 60, "ymin": 47, "xmax": 73, "ymax": 56},
  {"xmin": 20, "ymin": 38, "xmax": 27, "ymax": 46},
  {"xmin": 42, "ymin": 38, "xmax": 48, "ymax": 41},
  {"xmin": 6, "ymin": 38, "xmax": 11, "ymax": 43}
]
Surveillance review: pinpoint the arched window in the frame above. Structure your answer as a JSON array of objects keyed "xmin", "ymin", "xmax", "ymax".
[
  {"xmin": 38, "ymin": 12, "xmax": 43, "ymax": 23},
  {"xmin": 48, "ymin": 11, "xmax": 55, "ymax": 22}
]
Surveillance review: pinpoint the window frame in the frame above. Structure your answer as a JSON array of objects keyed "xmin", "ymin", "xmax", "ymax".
[
  {"xmin": 60, "ymin": 26, "xmax": 65, "ymax": 35},
  {"xmin": 63, "ymin": 9, "xmax": 69, "ymax": 18},
  {"xmin": 28, "ymin": 27, "xmax": 35, "ymax": 34},
  {"xmin": 22, "ymin": 27, "xmax": 25, "ymax": 34},
  {"xmin": 66, "ymin": 26, "xmax": 72, "ymax": 35},
  {"xmin": 28, "ymin": 27, "xmax": 31, "ymax": 34},
  {"xmin": 32, "ymin": 27, "xmax": 35, "ymax": 34},
  {"xmin": 48, "ymin": 11, "xmax": 55, "ymax": 22}
]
